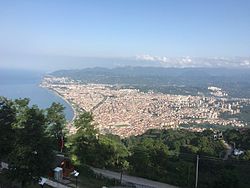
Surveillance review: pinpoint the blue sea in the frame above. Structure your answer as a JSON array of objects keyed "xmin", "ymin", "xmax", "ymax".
[{"xmin": 0, "ymin": 69, "xmax": 74, "ymax": 121}]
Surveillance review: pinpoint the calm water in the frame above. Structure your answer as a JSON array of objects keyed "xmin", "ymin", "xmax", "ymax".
[{"xmin": 0, "ymin": 69, "xmax": 74, "ymax": 121}]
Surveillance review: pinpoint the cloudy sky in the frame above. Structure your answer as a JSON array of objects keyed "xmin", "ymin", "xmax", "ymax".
[{"xmin": 0, "ymin": 0, "xmax": 250, "ymax": 70}]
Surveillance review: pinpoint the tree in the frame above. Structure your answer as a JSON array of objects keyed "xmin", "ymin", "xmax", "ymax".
[
  {"xmin": 10, "ymin": 105, "xmax": 54, "ymax": 187},
  {"xmin": 69, "ymin": 112, "xmax": 98, "ymax": 165},
  {"xmin": 96, "ymin": 136, "xmax": 128, "ymax": 168},
  {"xmin": 180, "ymin": 145, "xmax": 199, "ymax": 154},
  {"xmin": 242, "ymin": 150, "xmax": 250, "ymax": 160},
  {"xmin": 46, "ymin": 102, "xmax": 66, "ymax": 151},
  {"xmin": 74, "ymin": 112, "xmax": 96, "ymax": 135},
  {"xmin": 69, "ymin": 112, "xmax": 129, "ymax": 168},
  {"xmin": 129, "ymin": 138, "xmax": 169, "ymax": 178},
  {"xmin": 0, "ymin": 97, "xmax": 16, "ymax": 160},
  {"xmin": 0, "ymin": 98, "xmax": 55, "ymax": 187},
  {"xmin": 129, "ymin": 145, "xmax": 151, "ymax": 176},
  {"xmin": 224, "ymin": 129, "xmax": 241, "ymax": 146},
  {"xmin": 215, "ymin": 170, "xmax": 239, "ymax": 188}
]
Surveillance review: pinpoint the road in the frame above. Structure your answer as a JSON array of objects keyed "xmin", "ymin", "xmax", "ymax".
[
  {"xmin": 91, "ymin": 167, "xmax": 179, "ymax": 188},
  {"xmin": 91, "ymin": 94, "xmax": 108, "ymax": 112},
  {"xmin": 40, "ymin": 177, "xmax": 72, "ymax": 188}
]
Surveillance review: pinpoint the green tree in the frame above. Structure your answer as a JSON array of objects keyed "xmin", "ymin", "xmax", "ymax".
[
  {"xmin": 74, "ymin": 112, "xmax": 96, "ymax": 134},
  {"xmin": 96, "ymin": 136, "xmax": 128, "ymax": 168},
  {"xmin": 180, "ymin": 144, "xmax": 199, "ymax": 154},
  {"xmin": 129, "ymin": 138, "xmax": 169, "ymax": 179},
  {"xmin": 242, "ymin": 150, "xmax": 250, "ymax": 160},
  {"xmin": 190, "ymin": 134, "xmax": 224, "ymax": 157},
  {"xmin": 224, "ymin": 129, "xmax": 241, "ymax": 146},
  {"xmin": 0, "ymin": 98, "xmax": 55, "ymax": 187},
  {"xmin": 69, "ymin": 112, "xmax": 98, "ymax": 165},
  {"xmin": 8, "ymin": 104, "xmax": 55, "ymax": 188},
  {"xmin": 129, "ymin": 145, "xmax": 151, "ymax": 176},
  {"xmin": 0, "ymin": 97, "xmax": 16, "ymax": 160},
  {"xmin": 69, "ymin": 112, "xmax": 128, "ymax": 169},
  {"xmin": 46, "ymin": 102, "xmax": 66, "ymax": 150}
]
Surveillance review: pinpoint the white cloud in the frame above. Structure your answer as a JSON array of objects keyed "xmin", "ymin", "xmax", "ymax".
[
  {"xmin": 242, "ymin": 60, "xmax": 250, "ymax": 66},
  {"xmin": 136, "ymin": 54, "xmax": 156, "ymax": 61},
  {"xmin": 135, "ymin": 54, "xmax": 250, "ymax": 68}
]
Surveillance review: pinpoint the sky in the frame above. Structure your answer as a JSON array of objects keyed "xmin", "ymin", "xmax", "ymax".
[{"xmin": 0, "ymin": 0, "xmax": 250, "ymax": 71}]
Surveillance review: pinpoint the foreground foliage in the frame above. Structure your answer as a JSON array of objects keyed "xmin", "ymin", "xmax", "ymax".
[
  {"xmin": 69, "ymin": 112, "xmax": 250, "ymax": 188},
  {"xmin": 2, "ymin": 97, "xmax": 250, "ymax": 188},
  {"xmin": 69, "ymin": 112, "xmax": 128, "ymax": 168},
  {"xmin": 0, "ymin": 97, "xmax": 66, "ymax": 187}
]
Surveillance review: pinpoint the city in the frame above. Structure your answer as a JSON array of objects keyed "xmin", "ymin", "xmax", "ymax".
[
  {"xmin": 1, "ymin": 1, "xmax": 250, "ymax": 187},
  {"xmin": 41, "ymin": 76, "xmax": 249, "ymax": 137}
]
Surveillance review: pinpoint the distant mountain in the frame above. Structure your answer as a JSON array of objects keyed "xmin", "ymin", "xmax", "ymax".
[{"xmin": 50, "ymin": 67, "xmax": 250, "ymax": 98}]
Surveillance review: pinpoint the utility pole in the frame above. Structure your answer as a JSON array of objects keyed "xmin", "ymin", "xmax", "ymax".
[
  {"xmin": 75, "ymin": 176, "xmax": 77, "ymax": 188},
  {"xmin": 195, "ymin": 155, "xmax": 199, "ymax": 188},
  {"xmin": 187, "ymin": 164, "xmax": 190, "ymax": 186},
  {"xmin": 71, "ymin": 170, "xmax": 79, "ymax": 188},
  {"xmin": 120, "ymin": 170, "xmax": 123, "ymax": 184}
]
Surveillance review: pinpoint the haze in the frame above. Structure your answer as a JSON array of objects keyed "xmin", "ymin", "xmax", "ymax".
[{"xmin": 0, "ymin": 0, "xmax": 250, "ymax": 71}]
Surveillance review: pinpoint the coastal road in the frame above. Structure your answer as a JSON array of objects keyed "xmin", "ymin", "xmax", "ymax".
[{"xmin": 91, "ymin": 167, "xmax": 179, "ymax": 188}]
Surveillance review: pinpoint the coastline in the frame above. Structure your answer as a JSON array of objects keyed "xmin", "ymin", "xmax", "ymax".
[{"xmin": 40, "ymin": 85, "xmax": 77, "ymax": 122}]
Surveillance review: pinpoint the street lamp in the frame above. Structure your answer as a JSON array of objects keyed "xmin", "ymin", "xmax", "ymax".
[{"xmin": 71, "ymin": 170, "xmax": 79, "ymax": 188}]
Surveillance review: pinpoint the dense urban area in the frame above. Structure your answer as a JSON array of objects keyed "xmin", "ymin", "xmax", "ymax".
[{"xmin": 41, "ymin": 76, "xmax": 249, "ymax": 137}]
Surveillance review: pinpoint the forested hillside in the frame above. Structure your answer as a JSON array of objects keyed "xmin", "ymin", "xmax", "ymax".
[{"xmin": 1, "ymin": 97, "xmax": 250, "ymax": 188}]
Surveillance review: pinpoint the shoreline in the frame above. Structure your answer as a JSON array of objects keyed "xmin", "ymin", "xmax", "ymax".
[{"xmin": 40, "ymin": 85, "xmax": 77, "ymax": 123}]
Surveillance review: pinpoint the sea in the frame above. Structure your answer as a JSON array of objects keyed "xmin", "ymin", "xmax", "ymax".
[{"xmin": 0, "ymin": 69, "xmax": 74, "ymax": 121}]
